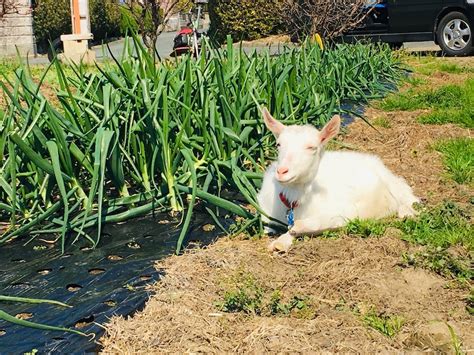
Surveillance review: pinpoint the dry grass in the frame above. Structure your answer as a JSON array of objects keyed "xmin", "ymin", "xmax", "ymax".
[{"xmin": 101, "ymin": 235, "xmax": 473, "ymax": 353}]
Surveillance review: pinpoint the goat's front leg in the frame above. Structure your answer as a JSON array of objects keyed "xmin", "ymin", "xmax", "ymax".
[
  {"xmin": 268, "ymin": 217, "xmax": 346, "ymax": 253},
  {"xmin": 289, "ymin": 217, "xmax": 346, "ymax": 237},
  {"xmin": 268, "ymin": 232, "xmax": 294, "ymax": 253}
]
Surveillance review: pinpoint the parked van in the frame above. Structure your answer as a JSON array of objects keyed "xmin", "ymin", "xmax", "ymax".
[{"xmin": 345, "ymin": 0, "xmax": 474, "ymax": 56}]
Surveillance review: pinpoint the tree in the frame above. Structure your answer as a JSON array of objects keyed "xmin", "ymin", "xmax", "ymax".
[
  {"xmin": 123, "ymin": 0, "xmax": 192, "ymax": 54},
  {"xmin": 281, "ymin": 0, "xmax": 377, "ymax": 41}
]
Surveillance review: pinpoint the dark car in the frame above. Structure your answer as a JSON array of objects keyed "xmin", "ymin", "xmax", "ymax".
[{"xmin": 344, "ymin": 0, "xmax": 474, "ymax": 56}]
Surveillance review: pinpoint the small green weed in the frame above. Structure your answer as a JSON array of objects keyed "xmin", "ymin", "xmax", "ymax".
[
  {"xmin": 396, "ymin": 202, "xmax": 473, "ymax": 250},
  {"xmin": 435, "ymin": 138, "xmax": 474, "ymax": 185},
  {"xmin": 217, "ymin": 274, "xmax": 316, "ymax": 318},
  {"xmin": 404, "ymin": 75, "xmax": 427, "ymax": 87},
  {"xmin": 372, "ymin": 116, "xmax": 391, "ymax": 128},
  {"xmin": 446, "ymin": 323, "xmax": 464, "ymax": 355},
  {"xmin": 217, "ymin": 275, "xmax": 264, "ymax": 315},
  {"xmin": 437, "ymin": 63, "xmax": 466, "ymax": 74},
  {"xmin": 466, "ymin": 289, "xmax": 474, "ymax": 315},
  {"xmin": 362, "ymin": 308, "xmax": 405, "ymax": 338},
  {"xmin": 345, "ymin": 219, "xmax": 386, "ymax": 238},
  {"xmin": 268, "ymin": 291, "xmax": 314, "ymax": 318},
  {"xmin": 402, "ymin": 247, "xmax": 472, "ymax": 281}
]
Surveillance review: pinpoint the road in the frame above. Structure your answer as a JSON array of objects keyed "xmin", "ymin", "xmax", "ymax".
[{"xmin": 26, "ymin": 36, "xmax": 442, "ymax": 65}]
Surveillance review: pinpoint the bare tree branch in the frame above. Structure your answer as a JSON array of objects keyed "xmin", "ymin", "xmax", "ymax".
[
  {"xmin": 280, "ymin": 0, "xmax": 378, "ymax": 41},
  {"xmin": 123, "ymin": 0, "xmax": 191, "ymax": 54},
  {"xmin": 0, "ymin": 0, "xmax": 18, "ymax": 20}
]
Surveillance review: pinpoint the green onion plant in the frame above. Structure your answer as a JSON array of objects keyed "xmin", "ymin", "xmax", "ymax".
[{"xmin": 0, "ymin": 35, "xmax": 403, "ymax": 253}]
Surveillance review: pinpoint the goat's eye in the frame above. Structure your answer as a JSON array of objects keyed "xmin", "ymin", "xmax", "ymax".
[{"xmin": 306, "ymin": 145, "xmax": 316, "ymax": 150}]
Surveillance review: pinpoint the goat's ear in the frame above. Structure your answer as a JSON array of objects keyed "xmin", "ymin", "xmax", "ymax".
[
  {"xmin": 319, "ymin": 115, "xmax": 341, "ymax": 145},
  {"xmin": 262, "ymin": 107, "xmax": 285, "ymax": 137}
]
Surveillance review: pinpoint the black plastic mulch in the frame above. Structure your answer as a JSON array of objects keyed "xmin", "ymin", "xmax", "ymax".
[{"xmin": 0, "ymin": 211, "xmax": 229, "ymax": 354}]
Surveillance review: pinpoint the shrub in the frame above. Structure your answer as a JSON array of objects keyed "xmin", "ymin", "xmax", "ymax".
[
  {"xmin": 33, "ymin": 0, "xmax": 123, "ymax": 52},
  {"xmin": 33, "ymin": 0, "xmax": 71, "ymax": 51},
  {"xmin": 208, "ymin": 0, "xmax": 284, "ymax": 42},
  {"xmin": 90, "ymin": 0, "xmax": 122, "ymax": 41}
]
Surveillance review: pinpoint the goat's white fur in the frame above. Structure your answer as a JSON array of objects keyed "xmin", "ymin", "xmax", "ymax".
[{"xmin": 257, "ymin": 108, "xmax": 419, "ymax": 252}]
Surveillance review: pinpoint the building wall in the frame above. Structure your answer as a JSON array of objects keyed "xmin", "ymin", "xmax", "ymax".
[{"xmin": 0, "ymin": 0, "xmax": 36, "ymax": 57}]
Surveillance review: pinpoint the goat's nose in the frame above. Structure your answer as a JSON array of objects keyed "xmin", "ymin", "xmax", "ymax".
[{"xmin": 277, "ymin": 166, "xmax": 289, "ymax": 175}]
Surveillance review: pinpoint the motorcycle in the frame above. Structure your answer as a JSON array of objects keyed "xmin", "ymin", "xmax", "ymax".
[{"xmin": 170, "ymin": 0, "xmax": 207, "ymax": 57}]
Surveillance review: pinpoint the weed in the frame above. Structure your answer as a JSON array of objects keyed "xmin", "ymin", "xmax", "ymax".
[
  {"xmin": 401, "ymin": 247, "xmax": 472, "ymax": 281},
  {"xmin": 268, "ymin": 291, "xmax": 312, "ymax": 317},
  {"xmin": 404, "ymin": 75, "xmax": 427, "ymax": 87},
  {"xmin": 419, "ymin": 108, "xmax": 474, "ymax": 128},
  {"xmin": 372, "ymin": 116, "xmax": 391, "ymax": 128},
  {"xmin": 437, "ymin": 63, "xmax": 466, "ymax": 74},
  {"xmin": 466, "ymin": 289, "xmax": 474, "ymax": 315},
  {"xmin": 217, "ymin": 275, "xmax": 264, "ymax": 315},
  {"xmin": 217, "ymin": 274, "xmax": 316, "ymax": 318},
  {"xmin": 446, "ymin": 323, "xmax": 464, "ymax": 355},
  {"xmin": 345, "ymin": 219, "xmax": 386, "ymax": 238},
  {"xmin": 396, "ymin": 202, "xmax": 473, "ymax": 250},
  {"xmin": 362, "ymin": 308, "xmax": 405, "ymax": 338},
  {"xmin": 434, "ymin": 138, "xmax": 474, "ymax": 185}
]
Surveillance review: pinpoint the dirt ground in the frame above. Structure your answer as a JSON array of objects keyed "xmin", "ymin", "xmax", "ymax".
[{"xmin": 100, "ymin": 56, "xmax": 473, "ymax": 353}]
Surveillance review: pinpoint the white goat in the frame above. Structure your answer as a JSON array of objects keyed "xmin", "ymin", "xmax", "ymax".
[{"xmin": 257, "ymin": 108, "xmax": 419, "ymax": 253}]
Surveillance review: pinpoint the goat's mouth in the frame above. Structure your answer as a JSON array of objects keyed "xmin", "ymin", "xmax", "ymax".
[{"xmin": 276, "ymin": 174, "xmax": 297, "ymax": 184}]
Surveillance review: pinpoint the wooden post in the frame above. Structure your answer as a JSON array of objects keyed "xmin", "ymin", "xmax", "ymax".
[
  {"xmin": 61, "ymin": 0, "xmax": 94, "ymax": 63},
  {"xmin": 72, "ymin": 0, "xmax": 81, "ymax": 34}
]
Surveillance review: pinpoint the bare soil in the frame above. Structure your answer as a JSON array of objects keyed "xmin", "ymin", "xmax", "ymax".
[{"xmin": 100, "ymin": 57, "xmax": 473, "ymax": 353}]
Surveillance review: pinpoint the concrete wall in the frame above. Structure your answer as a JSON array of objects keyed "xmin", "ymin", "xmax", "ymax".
[{"xmin": 0, "ymin": 0, "xmax": 36, "ymax": 57}]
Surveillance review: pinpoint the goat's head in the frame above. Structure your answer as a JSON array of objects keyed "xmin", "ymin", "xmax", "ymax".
[{"xmin": 262, "ymin": 107, "xmax": 341, "ymax": 185}]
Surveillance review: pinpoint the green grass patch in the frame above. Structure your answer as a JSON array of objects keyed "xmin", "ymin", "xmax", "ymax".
[
  {"xmin": 362, "ymin": 308, "xmax": 405, "ymax": 338},
  {"xmin": 379, "ymin": 83, "xmax": 462, "ymax": 111},
  {"xmin": 407, "ymin": 56, "xmax": 474, "ymax": 76},
  {"xmin": 379, "ymin": 78, "xmax": 474, "ymax": 128},
  {"xmin": 435, "ymin": 138, "xmax": 474, "ymax": 185},
  {"xmin": 372, "ymin": 116, "xmax": 391, "ymax": 128},
  {"xmin": 396, "ymin": 202, "xmax": 473, "ymax": 250},
  {"xmin": 345, "ymin": 218, "xmax": 386, "ymax": 238},
  {"xmin": 402, "ymin": 247, "xmax": 472, "ymax": 281}
]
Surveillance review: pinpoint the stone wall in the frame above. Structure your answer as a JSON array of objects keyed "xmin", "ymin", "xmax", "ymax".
[{"xmin": 0, "ymin": 0, "xmax": 36, "ymax": 57}]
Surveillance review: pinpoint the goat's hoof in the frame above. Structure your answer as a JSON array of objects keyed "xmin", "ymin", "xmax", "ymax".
[{"xmin": 268, "ymin": 233, "xmax": 293, "ymax": 253}]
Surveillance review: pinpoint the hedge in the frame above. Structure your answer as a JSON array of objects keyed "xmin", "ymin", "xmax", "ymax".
[
  {"xmin": 208, "ymin": 0, "xmax": 284, "ymax": 43},
  {"xmin": 33, "ymin": 0, "xmax": 123, "ymax": 52}
]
